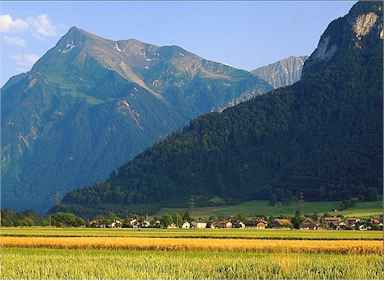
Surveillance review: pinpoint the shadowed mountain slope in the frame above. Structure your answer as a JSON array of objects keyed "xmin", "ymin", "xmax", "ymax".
[{"xmin": 1, "ymin": 27, "xmax": 271, "ymax": 211}]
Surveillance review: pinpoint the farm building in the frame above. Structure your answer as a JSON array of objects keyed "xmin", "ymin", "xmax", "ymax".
[
  {"xmin": 192, "ymin": 222, "xmax": 207, "ymax": 229},
  {"xmin": 322, "ymin": 217, "xmax": 341, "ymax": 229},
  {"xmin": 359, "ymin": 224, "xmax": 368, "ymax": 231},
  {"xmin": 125, "ymin": 218, "xmax": 139, "ymax": 228},
  {"xmin": 343, "ymin": 218, "xmax": 360, "ymax": 230},
  {"xmin": 338, "ymin": 222, "xmax": 347, "ymax": 230},
  {"xmin": 206, "ymin": 222, "xmax": 216, "ymax": 229},
  {"xmin": 272, "ymin": 219, "xmax": 292, "ymax": 229},
  {"xmin": 256, "ymin": 222, "xmax": 267, "ymax": 230},
  {"xmin": 300, "ymin": 218, "xmax": 319, "ymax": 230},
  {"xmin": 370, "ymin": 218, "xmax": 383, "ymax": 230},
  {"xmin": 182, "ymin": 222, "xmax": 191, "ymax": 229},
  {"xmin": 167, "ymin": 223, "xmax": 177, "ymax": 229},
  {"xmin": 141, "ymin": 220, "xmax": 151, "ymax": 228},
  {"xmin": 107, "ymin": 220, "xmax": 122, "ymax": 228},
  {"xmin": 255, "ymin": 219, "xmax": 268, "ymax": 230},
  {"xmin": 233, "ymin": 221, "xmax": 245, "ymax": 229},
  {"xmin": 88, "ymin": 220, "xmax": 106, "ymax": 228},
  {"xmin": 346, "ymin": 218, "xmax": 360, "ymax": 225},
  {"xmin": 214, "ymin": 221, "xmax": 232, "ymax": 228},
  {"xmin": 371, "ymin": 218, "xmax": 382, "ymax": 225}
]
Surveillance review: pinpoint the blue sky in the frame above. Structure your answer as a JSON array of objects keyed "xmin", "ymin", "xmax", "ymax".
[{"xmin": 1, "ymin": 1, "xmax": 354, "ymax": 86}]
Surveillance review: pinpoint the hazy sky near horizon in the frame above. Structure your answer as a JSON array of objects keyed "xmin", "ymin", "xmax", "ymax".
[{"xmin": 1, "ymin": 1, "xmax": 354, "ymax": 86}]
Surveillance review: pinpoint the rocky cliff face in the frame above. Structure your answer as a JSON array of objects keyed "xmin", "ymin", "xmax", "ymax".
[
  {"xmin": 59, "ymin": 1, "xmax": 383, "ymax": 218},
  {"xmin": 252, "ymin": 56, "xmax": 307, "ymax": 89},
  {"xmin": 302, "ymin": 1, "xmax": 383, "ymax": 79},
  {"xmin": 1, "ymin": 27, "xmax": 271, "ymax": 211},
  {"xmin": 216, "ymin": 56, "xmax": 307, "ymax": 112}
]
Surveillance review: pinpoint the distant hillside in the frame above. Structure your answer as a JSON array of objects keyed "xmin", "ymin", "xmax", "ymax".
[
  {"xmin": 156, "ymin": 200, "xmax": 383, "ymax": 218},
  {"xmin": 252, "ymin": 56, "xmax": 308, "ymax": 89},
  {"xmin": 59, "ymin": 1, "xmax": 383, "ymax": 218},
  {"xmin": 1, "ymin": 27, "xmax": 271, "ymax": 212}
]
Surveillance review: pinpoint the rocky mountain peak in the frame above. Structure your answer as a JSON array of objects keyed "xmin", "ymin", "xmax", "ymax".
[
  {"xmin": 251, "ymin": 55, "xmax": 308, "ymax": 89},
  {"xmin": 302, "ymin": 0, "xmax": 383, "ymax": 80},
  {"xmin": 57, "ymin": 26, "xmax": 105, "ymax": 47},
  {"xmin": 66, "ymin": 26, "xmax": 87, "ymax": 36}
]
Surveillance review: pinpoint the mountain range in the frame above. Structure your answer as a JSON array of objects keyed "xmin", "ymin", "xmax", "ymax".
[
  {"xmin": 1, "ymin": 27, "xmax": 284, "ymax": 212},
  {"xmin": 252, "ymin": 56, "xmax": 307, "ymax": 89},
  {"xmin": 57, "ymin": 1, "xmax": 383, "ymax": 218}
]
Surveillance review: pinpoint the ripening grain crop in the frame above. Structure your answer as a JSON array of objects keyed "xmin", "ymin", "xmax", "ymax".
[
  {"xmin": 1, "ymin": 247, "xmax": 383, "ymax": 279},
  {"xmin": 0, "ymin": 236, "xmax": 382, "ymax": 254},
  {"xmin": 0, "ymin": 227, "xmax": 383, "ymax": 240}
]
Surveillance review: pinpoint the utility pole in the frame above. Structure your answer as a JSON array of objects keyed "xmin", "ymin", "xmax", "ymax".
[
  {"xmin": 189, "ymin": 195, "xmax": 195, "ymax": 210},
  {"xmin": 53, "ymin": 192, "xmax": 60, "ymax": 207},
  {"xmin": 298, "ymin": 192, "xmax": 304, "ymax": 215}
]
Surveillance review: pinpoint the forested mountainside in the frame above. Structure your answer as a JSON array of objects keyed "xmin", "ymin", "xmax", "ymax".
[
  {"xmin": 59, "ymin": 1, "xmax": 383, "ymax": 218},
  {"xmin": 1, "ymin": 27, "xmax": 271, "ymax": 211},
  {"xmin": 252, "ymin": 56, "xmax": 308, "ymax": 89}
]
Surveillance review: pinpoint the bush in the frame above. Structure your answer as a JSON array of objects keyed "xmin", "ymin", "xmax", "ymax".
[{"xmin": 50, "ymin": 212, "xmax": 85, "ymax": 227}]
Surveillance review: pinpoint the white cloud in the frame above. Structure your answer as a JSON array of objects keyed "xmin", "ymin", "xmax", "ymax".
[
  {"xmin": 2, "ymin": 35, "xmax": 26, "ymax": 47},
  {"xmin": 11, "ymin": 53, "xmax": 39, "ymax": 71},
  {"xmin": 1, "ymin": 13, "xmax": 57, "ymax": 78},
  {"xmin": 0, "ymin": 14, "xmax": 58, "ymax": 38},
  {"xmin": 0, "ymin": 14, "xmax": 28, "ymax": 33},
  {"xmin": 27, "ymin": 14, "xmax": 57, "ymax": 37}
]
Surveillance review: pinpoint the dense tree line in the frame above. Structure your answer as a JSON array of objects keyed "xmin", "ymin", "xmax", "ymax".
[
  {"xmin": 59, "ymin": 2, "xmax": 383, "ymax": 216},
  {"xmin": 0, "ymin": 209, "xmax": 85, "ymax": 227},
  {"xmin": 0, "ymin": 209, "xmax": 47, "ymax": 226}
]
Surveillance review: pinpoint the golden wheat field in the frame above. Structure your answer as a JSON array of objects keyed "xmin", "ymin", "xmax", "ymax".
[
  {"xmin": 1, "ymin": 248, "xmax": 383, "ymax": 280},
  {"xmin": 1, "ymin": 236, "xmax": 383, "ymax": 254},
  {"xmin": 1, "ymin": 228, "xmax": 384, "ymax": 279},
  {"xmin": 1, "ymin": 227, "xmax": 383, "ymax": 240}
]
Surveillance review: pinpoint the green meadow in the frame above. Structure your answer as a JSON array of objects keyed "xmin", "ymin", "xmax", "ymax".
[{"xmin": 156, "ymin": 200, "xmax": 383, "ymax": 218}]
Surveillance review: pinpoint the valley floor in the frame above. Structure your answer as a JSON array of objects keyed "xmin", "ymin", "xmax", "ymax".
[{"xmin": 0, "ymin": 228, "xmax": 383, "ymax": 279}]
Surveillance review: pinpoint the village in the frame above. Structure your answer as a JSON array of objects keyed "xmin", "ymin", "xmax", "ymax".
[{"xmin": 88, "ymin": 214, "xmax": 384, "ymax": 231}]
